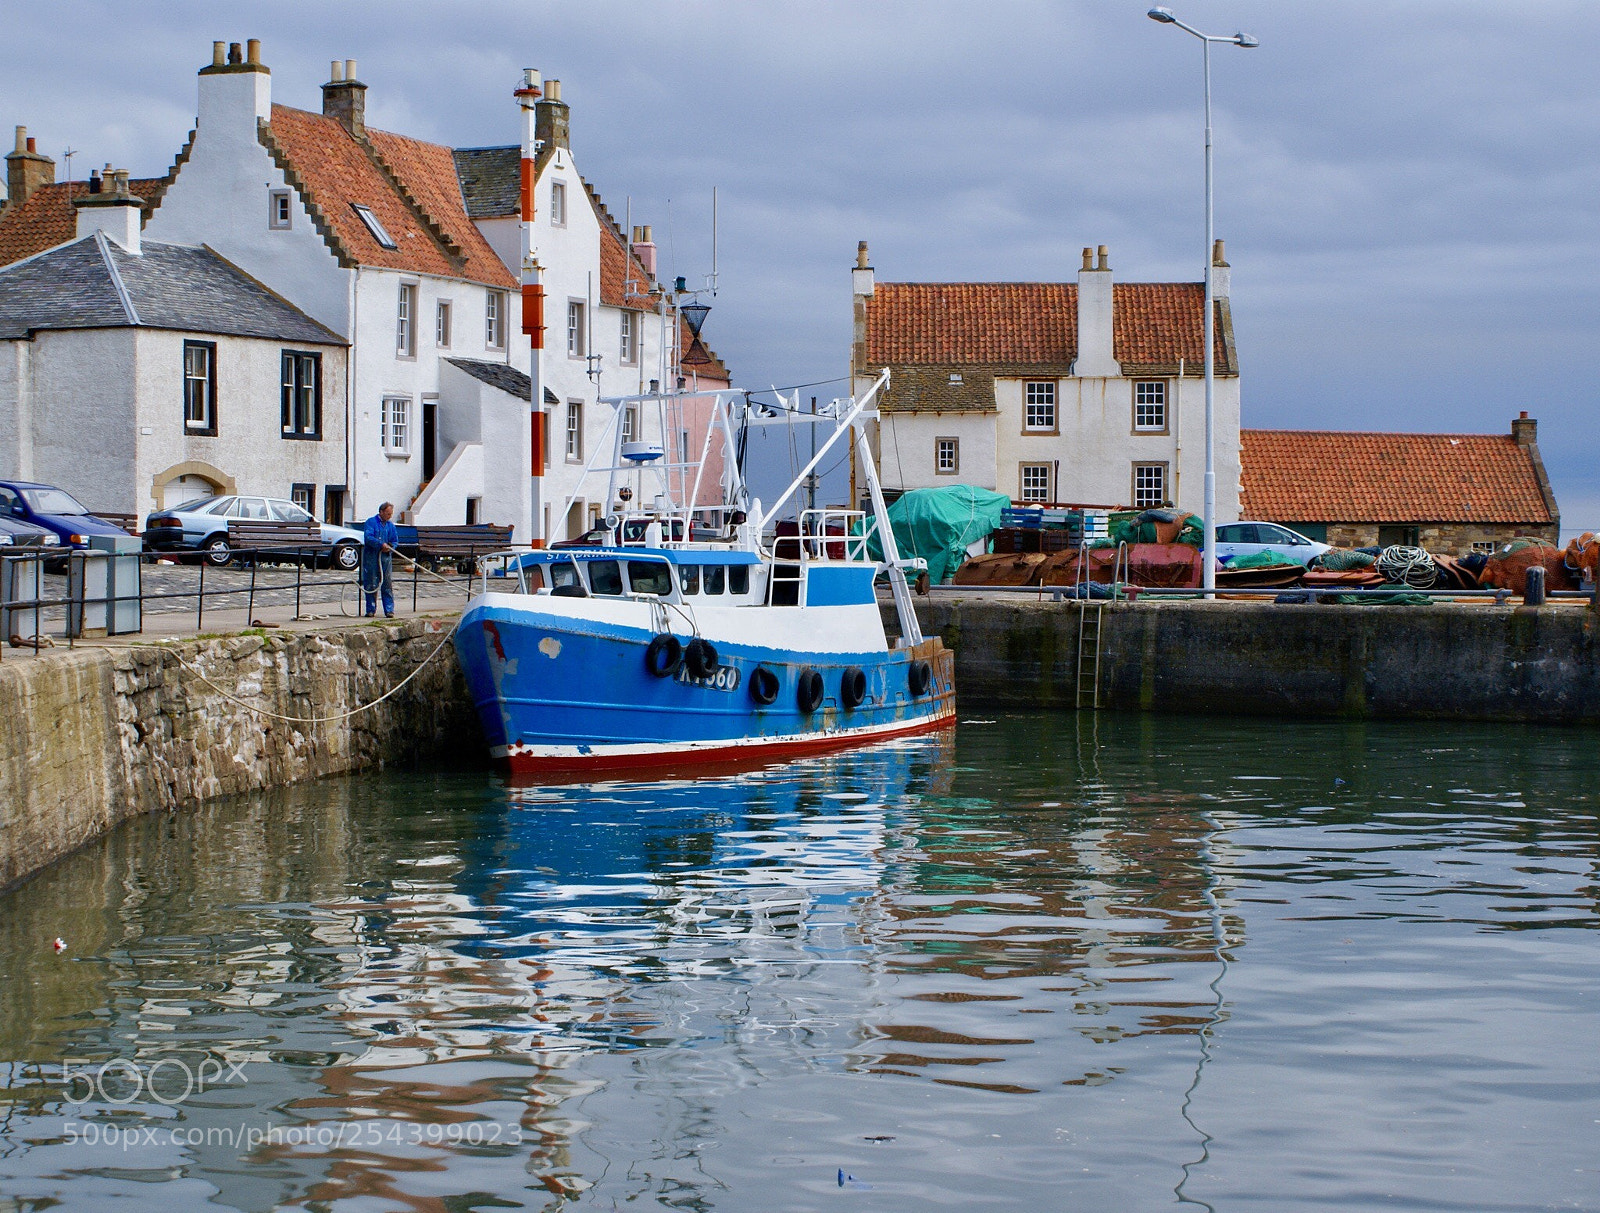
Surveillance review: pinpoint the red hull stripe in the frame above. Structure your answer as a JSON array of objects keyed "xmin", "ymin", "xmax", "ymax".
[{"xmin": 501, "ymin": 708, "xmax": 956, "ymax": 775}]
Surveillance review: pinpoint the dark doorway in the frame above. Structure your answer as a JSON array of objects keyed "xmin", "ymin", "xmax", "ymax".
[
  {"xmin": 1377, "ymin": 525, "xmax": 1419, "ymax": 548},
  {"xmin": 422, "ymin": 402, "xmax": 438, "ymax": 481}
]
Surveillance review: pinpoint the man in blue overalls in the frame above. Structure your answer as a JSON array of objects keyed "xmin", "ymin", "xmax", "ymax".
[{"xmin": 362, "ymin": 502, "xmax": 399, "ymax": 617}]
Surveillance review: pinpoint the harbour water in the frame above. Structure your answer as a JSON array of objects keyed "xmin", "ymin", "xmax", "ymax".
[{"xmin": 1, "ymin": 713, "xmax": 1596, "ymax": 1211}]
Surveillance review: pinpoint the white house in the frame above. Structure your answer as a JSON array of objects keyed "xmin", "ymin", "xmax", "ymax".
[
  {"xmin": 852, "ymin": 241, "xmax": 1242, "ymax": 519},
  {"xmin": 134, "ymin": 40, "xmax": 725, "ymax": 542},
  {"xmin": 0, "ymin": 173, "xmax": 346, "ymax": 517}
]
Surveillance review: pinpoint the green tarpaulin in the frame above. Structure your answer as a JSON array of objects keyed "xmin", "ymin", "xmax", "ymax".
[{"xmin": 866, "ymin": 485, "xmax": 1012, "ymax": 583}]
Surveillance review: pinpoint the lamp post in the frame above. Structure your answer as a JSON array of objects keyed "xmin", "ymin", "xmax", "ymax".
[{"xmin": 1148, "ymin": 6, "xmax": 1257, "ymax": 595}]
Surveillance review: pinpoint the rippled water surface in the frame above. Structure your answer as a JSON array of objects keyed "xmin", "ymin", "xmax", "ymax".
[{"xmin": 2, "ymin": 714, "xmax": 1598, "ymax": 1211}]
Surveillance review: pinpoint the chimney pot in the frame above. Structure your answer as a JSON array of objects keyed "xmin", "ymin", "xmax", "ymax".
[
  {"xmin": 345, "ymin": 59, "xmax": 357, "ymax": 81},
  {"xmin": 228, "ymin": 42, "xmax": 242, "ymax": 65},
  {"xmin": 246, "ymin": 38, "xmax": 261, "ymax": 66},
  {"xmin": 536, "ymin": 80, "xmax": 571, "ymax": 151},
  {"xmin": 7, "ymin": 126, "xmax": 55, "ymax": 208},
  {"xmin": 322, "ymin": 64, "xmax": 367, "ymax": 136},
  {"xmin": 1097, "ymin": 244, "xmax": 1109, "ymax": 271},
  {"xmin": 89, "ymin": 169, "xmax": 102, "ymax": 194},
  {"xmin": 1520, "ymin": 410, "xmax": 1529, "ymax": 419},
  {"xmin": 856, "ymin": 240, "xmax": 870, "ymax": 269},
  {"xmin": 212, "ymin": 41, "xmax": 226, "ymax": 67},
  {"xmin": 330, "ymin": 60, "xmax": 343, "ymax": 82},
  {"xmin": 25, "ymin": 138, "xmax": 35, "ymax": 154},
  {"xmin": 1081, "ymin": 247, "xmax": 1093, "ymax": 272},
  {"xmin": 1213, "ymin": 238, "xmax": 1227, "ymax": 265},
  {"xmin": 12, "ymin": 126, "xmax": 24, "ymax": 153},
  {"xmin": 547, "ymin": 79, "xmax": 561, "ymax": 102}
]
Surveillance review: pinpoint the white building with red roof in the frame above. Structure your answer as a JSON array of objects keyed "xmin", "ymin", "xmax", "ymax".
[
  {"xmin": 851, "ymin": 241, "xmax": 1241, "ymax": 519},
  {"xmin": 126, "ymin": 39, "xmax": 724, "ymax": 541}
]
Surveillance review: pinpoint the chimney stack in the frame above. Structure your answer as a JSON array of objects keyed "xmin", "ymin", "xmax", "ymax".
[
  {"xmin": 322, "ymin": 58, "xmax": 366, "ymax": 137},
  {"xmin": 1211, "ymin": 237, "xmax": 1231, "ymax": 299},
  {"xmin": 1512, "ymin": 411, "xmax": 1537, "ymax": 447},
  {"xmin": 1076, "ymin": 244, "xmax": 1119, "ymax": 377},
  {"xmin": 852, "ymin": 239, "xmax": 874, "ymax": 297},
  {"xmin": 197, "ymin": 35, "xmax": 271, "ymax": 131},
  {"xmin": 536, "ymin": 78, "xmax": 570, "ymax": 151},
  {"xmin": 5, "ymin": 124, "xmax": 55, "ymax": 212},
  {"xmin": 74, "ymin": 166, "xmax": 143, "ymax": 253},
  {"xmin": 630, "ymin": 224, "xmax": 657, "ymax": 276}
]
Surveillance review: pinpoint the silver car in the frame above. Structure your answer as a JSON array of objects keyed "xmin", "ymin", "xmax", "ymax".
[
  {"xmin": 1213, "ymin": 522, "xmax": 1332, "ymax": 567},
  {"xmin": 144, "ymin": 495, "xmax": 364, "ymax": 569}
]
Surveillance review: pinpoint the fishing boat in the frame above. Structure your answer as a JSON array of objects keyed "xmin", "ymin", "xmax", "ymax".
[{"xmin": 453, "ymin": 371, "xmax": 954, "ymax": 774}]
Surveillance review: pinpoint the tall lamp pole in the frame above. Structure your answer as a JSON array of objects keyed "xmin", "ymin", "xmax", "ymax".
[{"xmin": 1148, "ymin": 7, "xmax": 1257, "ymax": 595}]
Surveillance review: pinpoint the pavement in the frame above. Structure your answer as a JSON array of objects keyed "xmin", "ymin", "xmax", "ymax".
[{"xmin": 1, "ymin": 559, "xmax": 471, "ymax": 666}]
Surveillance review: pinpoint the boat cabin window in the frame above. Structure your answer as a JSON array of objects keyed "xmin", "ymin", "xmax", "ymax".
[
  {"xmin": 678, "ymin": 564, "xmax": 700, "ymax": 595},
  {"xmin": 549, "ymin": 560, "xmax": 586, "ymax": 596},
  {"xmin": 525, "ymin": 565, "xmax": 545, "ymax": 591},
  {"xmin": 627, "ymin": 560, "xmax": 673, "ymax": 596},
  {"xmin": 588, "ymin": 559, "xmax": 624, "ymax": 596},
  {"xmin": 704, "ymin": 564, "xmax": 725, "ymax": 595},
  {"xmin": 729, "ymin": 564, "xmax": 750, "ymax": 595}
]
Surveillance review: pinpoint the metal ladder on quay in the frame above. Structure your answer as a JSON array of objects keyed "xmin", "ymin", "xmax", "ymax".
[{"xmin": 1070, "ymin": 539, "xmax": 1128, "ymax": 710}]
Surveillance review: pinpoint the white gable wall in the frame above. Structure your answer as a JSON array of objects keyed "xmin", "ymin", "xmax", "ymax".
[{"xmin": 143, "ymin": 69, "xmax": 353, "ymax": 338}]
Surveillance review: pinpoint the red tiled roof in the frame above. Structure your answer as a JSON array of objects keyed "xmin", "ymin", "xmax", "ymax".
[
  {"xmin": 0, "ymin": 178, "xmax": 164, "ymax": 267},
  {"xmin": 1240, "ymin": 429, "xmax": 1554, "ymax": 524},
  {"xmin": 367, "ymin": 128, "xmax": 515, "ymax": 289},
  {"xmin": 864, "ymin": 281, "xmax": 1230, "ymax": 372},
  {"xmin": 598, "ymin": 221, "xmax": 658, "ymax": 312},
  {"xmin": 264, "ymin": 106, "xmax": 512, "ymax": 287}
]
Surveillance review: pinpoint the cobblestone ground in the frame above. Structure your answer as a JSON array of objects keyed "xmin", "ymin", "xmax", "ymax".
[{"xmin": 16, "ymin": 559, "xmax": 470, "ymax": 632}]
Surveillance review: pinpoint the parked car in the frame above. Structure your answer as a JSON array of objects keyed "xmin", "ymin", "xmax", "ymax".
[
  {"xmin": 143, "ymin": 495, "xmax": 364, "ymax": 569},
  {"xmin": 1213, "ymin": 522, "xmax": 1332, "ymax": 566},
  {"xmin": 0, "ymin": 481, "xmax": 133, "ymax": 552},
  {"xmin": 0, "ymin": 514, "xmax": 60, "ymax": 549}
]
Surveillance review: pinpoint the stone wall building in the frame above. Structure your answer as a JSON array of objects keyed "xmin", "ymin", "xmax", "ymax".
[
  {"xmin": 1239, "ymin": 415, "xmax": 1559, "ymax": 552},
  {"xmin": 851, "ymin": 241, "xmax": 1241, "ymax": 517}
]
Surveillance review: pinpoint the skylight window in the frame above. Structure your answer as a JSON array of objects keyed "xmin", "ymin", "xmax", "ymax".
[{"xmin": 352, "ymin": 203, "xmax": 398, "ymax": 250}]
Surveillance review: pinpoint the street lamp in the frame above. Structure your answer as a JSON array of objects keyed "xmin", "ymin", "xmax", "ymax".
[{"xmin": 1148, "ymin": 6, "xmax": 1257, "ymax": 595}]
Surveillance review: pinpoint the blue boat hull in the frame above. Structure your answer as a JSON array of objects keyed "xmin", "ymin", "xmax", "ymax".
[{"xmin": 454, "ymin": 596, "xmax": 955, "ymax": 773}]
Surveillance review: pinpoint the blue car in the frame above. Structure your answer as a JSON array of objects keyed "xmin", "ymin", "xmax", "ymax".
[{"xmin": 0, "ymin": 481, "xmax": 132, "ymax": 552}]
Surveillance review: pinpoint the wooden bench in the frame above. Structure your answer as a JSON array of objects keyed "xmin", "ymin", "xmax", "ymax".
[
  {"xmin": 91, "ymin": 511, "xmax": 139, "ymax": 535},
  {"xmin": 226, "ymin": 519, "xmax": 324, "ymax": 565},
  {"xmin": 410, "ymin": 524, "xmax": 514, "ymax": 570}
]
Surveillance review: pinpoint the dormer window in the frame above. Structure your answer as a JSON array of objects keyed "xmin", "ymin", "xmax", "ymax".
[{"xmin": 352, "ymin": 203, "xmax": 397, "ymax": 249}]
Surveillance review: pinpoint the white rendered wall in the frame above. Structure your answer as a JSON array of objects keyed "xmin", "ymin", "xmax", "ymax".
[
  {"xmin": 992, "ymin": 375, "xmax": 1241, "ymax": 515},
  {"xmin": 0, "ymin": 340, "xmax": 25, "ymax": 480},
  {"xmin": 25, "ymin": 328, "xmax": 138, "ymax": 510},
  {"xmin": 132, "ymin": 329, "xmax": 347, "ymax": 516},
  {"xmin": 408, "ymin": 440, "xmax": 483, "ymax": 526},
  {"xmin": 878, "ymin": 411, "xmax": 997, "ymax": 493},
  {"xmin": 143, "ymin": 69, "xmax": 354, "ymax": 338}
]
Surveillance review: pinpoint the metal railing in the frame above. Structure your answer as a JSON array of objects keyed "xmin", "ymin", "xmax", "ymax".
[{"xmin": 0, "ymin": 546, "xmax": 484, "ymax": 661}]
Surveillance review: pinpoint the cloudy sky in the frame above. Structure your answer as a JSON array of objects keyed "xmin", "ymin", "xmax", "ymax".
[{"xmin": 5, "ymin": 2, "xmax": 1596, "ymax": 531}]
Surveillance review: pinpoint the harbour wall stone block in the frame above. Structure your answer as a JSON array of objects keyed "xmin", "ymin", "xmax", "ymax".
[
  {"xmin": 0, "ymin": 620, "xmax": 480, "ymax": 891},
  {"xmin": 906, "ymin": 598, "xmax": 1600, "ymax": 721}
]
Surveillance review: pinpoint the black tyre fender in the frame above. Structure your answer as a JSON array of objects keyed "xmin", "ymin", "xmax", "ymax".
[
  {"xmin": 908, "ymin": 659, "xmax": 932, "ymax": 697},
  {"xmin": 840, "ymin": 666, "xmax": 867, "ymax": 709},
  {"xmin": 796, "ymin": 667, "xmax": 824, "ymax": 714},
  {"xmin": 684, "ymin": 637, "xmax": 719, "ymax": 680},
  {"xmin": 645, "ymin": 634, "xmax": 683, "ymax": 677},
  {"xmin": 749, "ymin": 666, "xmax": 780, "ymax": 706}
]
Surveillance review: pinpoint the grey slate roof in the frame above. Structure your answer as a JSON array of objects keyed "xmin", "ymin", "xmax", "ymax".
[
  {"xmin": 446, "ymin": 357, "xmax": 532, "ymax": 400},
  {"xmin": 0, "ymin": 234, "xmax": 344, "ymax": 344},
  {"xmin": 452, "ymin": 147, "xmax": 520, "ymax": 219}
]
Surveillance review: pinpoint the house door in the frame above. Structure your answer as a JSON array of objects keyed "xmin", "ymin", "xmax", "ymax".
[{"xmin": 422, "ymin": 402, "xmax": 438, "ymax": 481}]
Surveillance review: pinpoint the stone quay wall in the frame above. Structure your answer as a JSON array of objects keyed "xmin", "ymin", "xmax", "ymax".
[
  {"xmin": 907, "ymin": 597, "xmax": 1600, "ymax": 722},
  {"xmin": 0, "ymin": 620, "xmax": 480, "ymax": 891}
]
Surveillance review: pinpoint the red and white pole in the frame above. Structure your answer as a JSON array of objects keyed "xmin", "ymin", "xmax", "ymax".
[{"xmin": 515, "ymin": 68, "xmax": 546, "ymax": 545}]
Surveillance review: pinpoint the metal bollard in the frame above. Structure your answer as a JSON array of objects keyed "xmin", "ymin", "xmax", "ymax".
[{"xmin": 1524, "ymin": 564, "xmax": 1546, "ymax": 606}]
